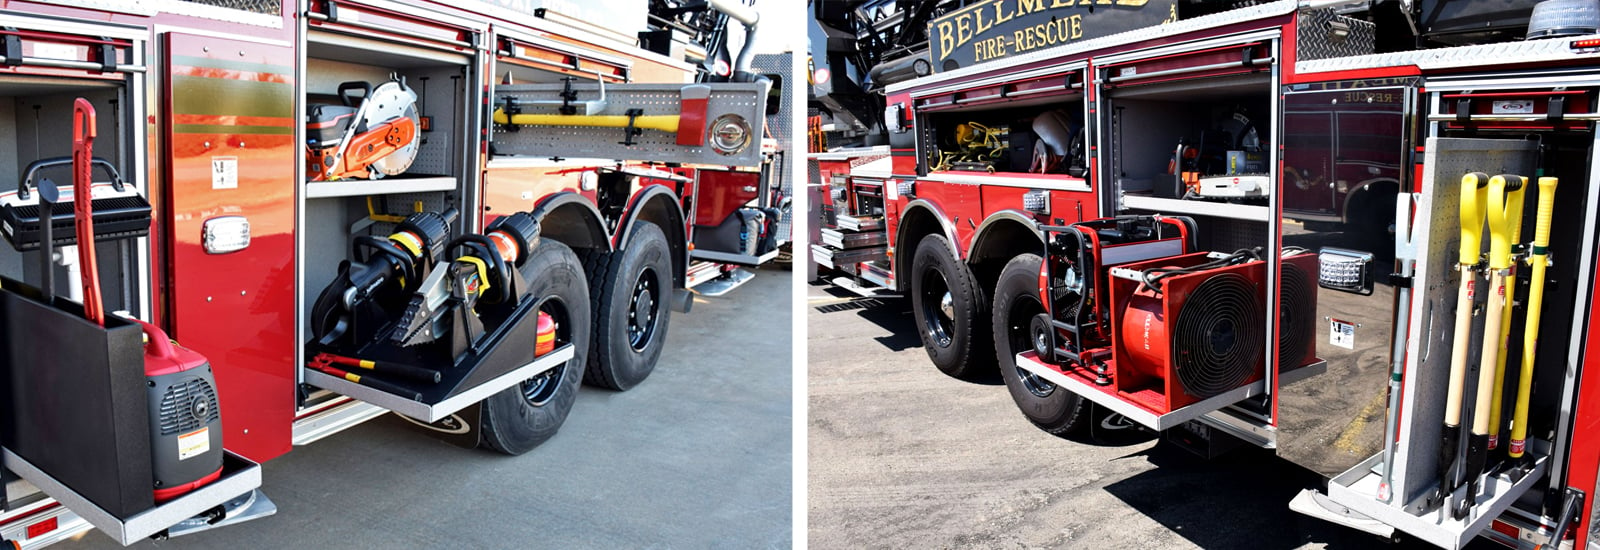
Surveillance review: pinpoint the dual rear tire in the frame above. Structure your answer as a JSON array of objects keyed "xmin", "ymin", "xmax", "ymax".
[
  {"xmin": 479, "ymin": 222, "xmax": 674, "ymax": 455},
  {"xmin": 908, "ymin": 238, "xmax": 1089, "ymax": 435}
]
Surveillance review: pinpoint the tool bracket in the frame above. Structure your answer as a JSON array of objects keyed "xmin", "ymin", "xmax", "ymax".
[{"xmin": 619, "ymin": 108, "xmax": 644, "ymax": 146}]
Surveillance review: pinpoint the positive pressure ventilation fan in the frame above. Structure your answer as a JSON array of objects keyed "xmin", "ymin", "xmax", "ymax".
[{"xmin": 1110, "ymin": 252, "xmax": 1268, "ymax": 413}]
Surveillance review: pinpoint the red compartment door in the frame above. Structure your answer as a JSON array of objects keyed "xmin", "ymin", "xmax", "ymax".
[{"xmin": 162, "ymin": 33, "xmax": 297, "ymax": 462}]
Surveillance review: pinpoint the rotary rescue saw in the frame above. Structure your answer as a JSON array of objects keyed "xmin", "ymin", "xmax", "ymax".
[{"xmin": 306, "ymin": 79, "xmax": 421, "ymax": 181}]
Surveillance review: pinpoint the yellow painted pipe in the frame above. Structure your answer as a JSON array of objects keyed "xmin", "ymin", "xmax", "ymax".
[
  {"xmin": 1511, "ymin": 176, "xmax": 1558, "ymax": 458},
  {"xmin": 493, "ymin": 108, "xmax": 680, "ymax": 133}
]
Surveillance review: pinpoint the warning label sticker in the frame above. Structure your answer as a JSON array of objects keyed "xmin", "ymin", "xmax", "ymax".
[
  {"xmin": 211, "ymin": 156, "xmax": 238, "ymax": 190},
  {"xmin": 178, "ymin": 427, "xmax": 210, "ymax": 461},
  {"xmin": 1330, "ymin": 319, "xmax": 1356, "ymax": 350}
]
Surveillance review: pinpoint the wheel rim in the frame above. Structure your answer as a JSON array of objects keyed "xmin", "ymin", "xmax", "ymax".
[
  {"xmin": 919, "ymin": 269, "xmax": 955, "ymax": 347},
  {"xmin": 1006, "ymin": 293, "xmax": 1055, "ymax": 398},
  {"xmin": 627, "ymin": 267, "xmax": 661, "ymax": 352},
  {"xmin": 522, "ymin": 298, "xmax": 571, "ymax": 407}
]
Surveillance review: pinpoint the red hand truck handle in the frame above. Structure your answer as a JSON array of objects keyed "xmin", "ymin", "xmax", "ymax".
[{"xmin": 72, "ymin": 98, "xmax": 103, "ymax": 326}]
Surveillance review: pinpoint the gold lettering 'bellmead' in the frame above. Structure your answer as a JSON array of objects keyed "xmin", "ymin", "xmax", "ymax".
[{"xmin": 934, "ymin": 0, "xmax": 1156, "ymax": 62}]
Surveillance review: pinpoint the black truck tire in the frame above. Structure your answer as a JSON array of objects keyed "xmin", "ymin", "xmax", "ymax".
[
  {"xmin": 480, "ymin": 239, "xmax": 589, "ymax": 455},
  {"xmin": 993, "ymin": 253, "xmax": 1089, "ymax": 435},
  {"xmin": 579, "ymin": 221, "xmax": 674, "ymax": 391},
  {"xmin": 910, "ymin": 234, "xmax": 993, "ymax": 378}
]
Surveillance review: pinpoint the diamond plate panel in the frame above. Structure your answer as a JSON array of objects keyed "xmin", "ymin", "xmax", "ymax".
[
  {"xmin": 492, "ymin": 82, "xmax": 769, "ymax": 166},
  {"xmin": 1298, "ymin": 33, "xmax": 1600, "ymax": 75},
  {"xmin": 179, "ymin": 0, "xmax": 278, "ymax": 14},
  {"xmin": 1297, "ymin": 9, "xmax": 1375, "ymax": 61}
]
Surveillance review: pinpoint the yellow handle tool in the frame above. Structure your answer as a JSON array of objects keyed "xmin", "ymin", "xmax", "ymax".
[
  {"xmin": 1511, "ymin": 176, "xmax": 1558, "ymax": 458},
  {"xmin": 1474, "ymin": 175, "xmax": 1524, "ymax": 441},
  {"xmin": 1440, "ymin": 172, "xmax": 1488, "ymax": 508},
  {"xmin": 492, "ymin": 109, "xmax": 680, "ymax": 133},
  {"xmin": 1485, "ymin": 175, "xmax": 1526, "ymax": 449}
]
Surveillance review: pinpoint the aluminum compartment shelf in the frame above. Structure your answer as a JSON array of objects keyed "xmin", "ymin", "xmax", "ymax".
[
  {"xmin": 821, "ymin": 228, "xmax": 887, "ymax": 249},
  {"xmin": 836, "ymin": 214, "xmax": 884, "ymax": 232},
  {"xmin": 690, "ymin": 248, "xmax": 782, "ymax": 267},
  {"xmin": 2, "ymin": 449, "xmax": 264, "ymax": 546},
  {"xmin": 811, "ymin": 244, "xmax": 887, "ymax": 269},
  {"xmin": 1014, "ymin": 350, "xmax": 1267, "ymax": 431},
  {"xmin": 303, "ymin": 343, "xmax": 574, "ymax": 423},
  {"xmin": 304, "ymin": 176, "xmax": 458, "ymax": 199},
  {"xmin": 1121, "ymin": 194, "xmax": 1272, "ymax": 221}
]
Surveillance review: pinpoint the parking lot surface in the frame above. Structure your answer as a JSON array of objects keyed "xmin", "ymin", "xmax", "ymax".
[
  {"xmin": 62, "ymin": 268, "xmax": 792, "ymax": 549},
  {"xmin": 806, "ymin": 282, "xmax": 1493, "ymax": 550}
]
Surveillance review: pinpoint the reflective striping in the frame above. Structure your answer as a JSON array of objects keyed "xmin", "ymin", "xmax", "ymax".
[
  {"xmin": 170, "ymin": 75, "xmax": 293, "ymax": 117},
  {"xmin": 171, "ymin": 124, "xmax": 293, "ymax": 135}
]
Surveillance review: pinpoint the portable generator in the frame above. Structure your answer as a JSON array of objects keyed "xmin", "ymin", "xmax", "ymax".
[{"xmin": 130, "ymin": 318, "xmax": 224, "ymax": 502}]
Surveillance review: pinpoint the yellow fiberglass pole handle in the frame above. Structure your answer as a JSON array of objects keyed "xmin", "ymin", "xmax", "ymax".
[
  {"xmin": 492, "ymin": 108, "xmax": 681, "ymax": 133},
  {"xmin": 1511, "ymin": 176, "xmax": 1558, "ymax": 457},
  {"xmin": 1486, "ymin": 175, "xmax": 1527, "ymax": 448}
]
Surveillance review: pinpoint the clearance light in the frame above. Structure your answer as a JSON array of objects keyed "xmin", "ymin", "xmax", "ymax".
[
  {"xmin": 897, "ymin": 180, "xmax": 915, "ymax": 198},
  {"xmin": 1571, "ymin": 38, "xmax": 1600, "ymax": 49},
  {"xmin": 1023, "ymin": 190, "xmax": 1051, "ymax": 215}
]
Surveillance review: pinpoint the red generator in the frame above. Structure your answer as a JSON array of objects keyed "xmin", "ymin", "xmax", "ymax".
[{"xmin": 1109, "ymin": 252, "xmax": 1268, "ymax": 414}]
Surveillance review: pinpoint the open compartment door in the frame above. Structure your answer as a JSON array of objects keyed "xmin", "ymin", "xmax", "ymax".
[{"xmin": 1316, "ymin": 138, "xmax": 1547, "ymax": 549}]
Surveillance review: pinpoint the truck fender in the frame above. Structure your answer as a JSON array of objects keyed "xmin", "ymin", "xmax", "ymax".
[
  {"xmin": 893, "ymin": 199, "xmax": 960, "ymax": 292},
  {"xmin": 614, "ymin": 185, "xmax": 689, "ymax": 289},
  {"xmin": 966, "ymin": 210, "xmax": 1043, "ymax": 261},
  {"xmin": 531, "ymin": 191, "xmax": 612, "ymax": 252}
]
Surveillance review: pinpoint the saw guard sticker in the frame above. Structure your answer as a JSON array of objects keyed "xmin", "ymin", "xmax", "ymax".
[{"xmin": 178, "ymin": 426, "xmax": 211, "ymax": 460}]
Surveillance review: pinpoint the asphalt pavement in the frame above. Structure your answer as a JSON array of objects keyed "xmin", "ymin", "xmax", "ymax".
[
  {"xmin": 806, "ymin": 282, "xmax": 1497, "ymax": 550},
  {"xmin": 61, "ymin": 267, "xmax": 792, "ymax": 549}
]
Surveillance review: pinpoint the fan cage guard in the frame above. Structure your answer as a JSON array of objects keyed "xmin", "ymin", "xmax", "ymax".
[
  {"xmin": 1172, "ymin": 272, "xmax": 1264, "ymax": 398},
  {"xmin": 1279, "ymin": 260, "xmax": 1318, "ymax": 369}
]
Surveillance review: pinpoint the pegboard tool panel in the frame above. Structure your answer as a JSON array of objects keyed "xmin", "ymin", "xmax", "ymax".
[{"xmin": 492, "ymin": 82, "xmax": 770, "ymax": 166}]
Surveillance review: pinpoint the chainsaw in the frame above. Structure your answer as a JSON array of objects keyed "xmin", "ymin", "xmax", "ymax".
[{"xmin": 306, "ymin": 78, "xmax": 422, "ymax": 181}]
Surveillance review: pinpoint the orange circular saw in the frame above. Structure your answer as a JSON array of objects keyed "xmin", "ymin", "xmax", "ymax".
[{"xmin": 307, "ymin": 78, "xmax": 422, "ymax": 181}]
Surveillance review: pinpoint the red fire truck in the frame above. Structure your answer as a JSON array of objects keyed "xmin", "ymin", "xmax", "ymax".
[
  {"xmin": 0, "ymin": 0, "xmax": 783, "ymax": 546},
  {"xmin": 812, "ymin": 0, "xmax": 1600, "ymax": 547}
]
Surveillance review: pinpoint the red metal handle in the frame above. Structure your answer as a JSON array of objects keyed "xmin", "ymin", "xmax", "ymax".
[
  {"xmin": 127, "ymin": 316, "xmax": 178, "ymax": 360},
  {"xmin": 72, "ymin": 98, "xmax": 102, "ymax": 326}
]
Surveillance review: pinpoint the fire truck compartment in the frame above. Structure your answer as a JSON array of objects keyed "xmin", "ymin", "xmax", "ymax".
[
  {"xmin": 1319, "ymin": 137, "xmax": 1570, "ymax": 548},
  {"xmin": 920, "ymin": 93, "xmax": 1087, "ymax": 177},
  {"xmin": 0, "ymin": 77, "xmax": 146, "ymax": 321},
  {"xmin": 1104, "ymin": 73, "xmax": 1273, "ymax": 204}
]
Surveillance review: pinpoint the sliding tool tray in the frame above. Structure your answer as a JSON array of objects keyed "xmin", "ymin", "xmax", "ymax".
[
  {"xmin": 4, "ymin": 449, "xmax": 263, "ymax": 546},
  {"xmin": 0, "ymin": 278, "xmax": 263, "ymax": 544},
  {"xmin": 1014, "ymin": 351, "xmax": 1268, "ymax": 431},
  {"xmin": 304, "ymin": 293, "xmax": 577, "ymax": 423}
]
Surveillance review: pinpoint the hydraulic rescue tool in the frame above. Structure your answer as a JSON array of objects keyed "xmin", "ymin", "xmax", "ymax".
[
  {"xmin": 1440, "ymin": 172, "xmax": 1489, "ymax": 512},
  {"xmin": 1461, "ymin": 174, "xmax": 1526, "ymax": 517},
  {"xmin": 306, "ymin": 79, "xmax": 422, "ymax": 181},
  {"xmin": 307, "ymin": 208, "xmax": 548, "ymax": 401},
  {"xmin": 1511, "ymin": 177, "xmax": 1560, "ymax": 459}
]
